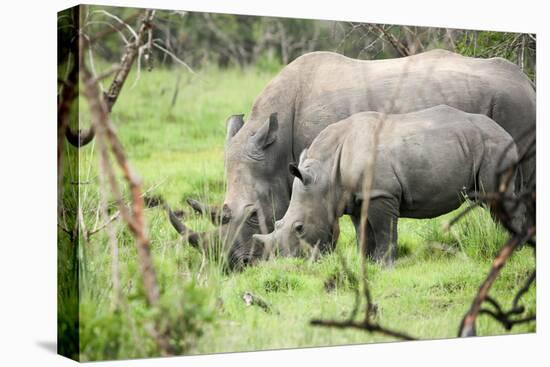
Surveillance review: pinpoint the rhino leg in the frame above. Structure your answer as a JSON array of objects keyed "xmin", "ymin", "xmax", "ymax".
[
  {"xmin": 479, "ymin": 145, "xmax": 530, "ymax": 234},
  {"xmin": 350, "ymin": 215, "xmax": 361, "ymax": 250},
  {"xmin": 365, "ymin": 197, "xmax": 399, "ymax": 266},
  {"xmin": 351, "ymin": 214, "xmax": 374, "ymax": 258}
]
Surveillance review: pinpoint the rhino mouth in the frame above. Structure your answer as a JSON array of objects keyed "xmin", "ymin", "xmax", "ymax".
[{"xmin": 227, "ymin": 237, "xmax": 266, "ymax": 271}]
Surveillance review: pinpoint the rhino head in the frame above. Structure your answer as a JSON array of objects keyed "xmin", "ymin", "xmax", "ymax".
[
  {"xmin": 218, "ymin": 112, "xmax": 295, "ymax": 270},
  {"xmin": 252, "ymin": 148, "xmax": 343, "ymax": 260},
  {"xmin": 170, "ymin": 112, "xmax": 292, "ymax": 270}
]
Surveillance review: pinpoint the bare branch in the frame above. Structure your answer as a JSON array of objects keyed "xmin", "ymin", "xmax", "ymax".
[
  {"xmin": 87, "ymin": 11, "xmax": 141, "ymax": 45},
  {"xmin": 92, "ymin": 9, "xmax": 138, "ymax": 40},
  {"xmin": 88, "ymin": 211, "xmax": 120, "ymax": 237},
  {"xmin": 84, "ymin": 20, "xmax": 130, "ymax": 45},
  {"xmin": 152, "ymin": 41, "xmax": 197, "ymax": 75},
  {"xmin": 103, "ymin": 10, "xmax": 156, "ymax": 111},
  {"xmin": 371, "ymin": 24, "xmax": 412, "ymax": 57},
  {"xmin": 310, "ymin": 319, "xmax": 415, "ymax": 340},
  {"xmin": 93, "ymin": 64, "xmax": 123, "ymax": 83}
]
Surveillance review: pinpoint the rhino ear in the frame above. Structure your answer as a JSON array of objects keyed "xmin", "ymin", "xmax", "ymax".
[
  {"xmin": 251, "ymin": 113, "xmax": 278, "ymax": 149},
  {"xmin": 331, "ymin": 144, "xmax": 343, "ymax": 187},
  {"xmin": 329, "ymin": 144, "xmax": 345, "ymax": 216},
  {"xmin": 226, "ymin": 114, "xmax": 244, "ymax": 140},
  {"xmin": 289, "ymin": 163, "xmax": 312, "ymax": 185}
]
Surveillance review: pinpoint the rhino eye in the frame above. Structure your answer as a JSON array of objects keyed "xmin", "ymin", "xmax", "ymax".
[
  {"xmin": 221, "ymin": 204, "xmax": 232, "ymax": 224},
  {"xmin": 293, "ymin": 222, "xmax": 305, "ymax": 237}
]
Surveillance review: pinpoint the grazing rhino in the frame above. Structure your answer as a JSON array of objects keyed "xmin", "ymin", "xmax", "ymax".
[
  {"xmin": 252, "ymin": 105, "xmax": 520, "ymax": 265},
  {"xmin": 174, "ymin": 50, "xmax": 535, "ymax": 270}
]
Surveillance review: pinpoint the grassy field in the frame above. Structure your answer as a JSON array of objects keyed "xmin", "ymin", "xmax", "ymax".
[{"xmin": 61, "ymin": 64, "xmax": 535, "ymax": 361}]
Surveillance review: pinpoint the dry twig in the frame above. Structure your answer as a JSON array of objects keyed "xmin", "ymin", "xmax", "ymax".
[{"xmin": 242, "ymin": 292, "xmax": 274, "ymax": 313}]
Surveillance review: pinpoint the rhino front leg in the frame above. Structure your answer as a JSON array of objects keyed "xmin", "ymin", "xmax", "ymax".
[
  {"xmin": 364, "ymin": 197, "xmax": 399, "ymax": 266},
  {"xmin": 351, "ymin": 214, "xmax": 377, "ymax": 259},
  {"xmin": 350, "ymin": 215, "xmax": 361, "ymax": 250}
]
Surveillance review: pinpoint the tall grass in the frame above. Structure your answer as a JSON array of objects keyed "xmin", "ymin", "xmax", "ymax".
[{"xmin": 449, "ymin": 204, "xmax": 510, "ymax": 259}]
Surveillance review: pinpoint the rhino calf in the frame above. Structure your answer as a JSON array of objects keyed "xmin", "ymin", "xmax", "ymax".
[{"xmin": 252, "ymin": 105, "xmax": 519, "ymax": 265}]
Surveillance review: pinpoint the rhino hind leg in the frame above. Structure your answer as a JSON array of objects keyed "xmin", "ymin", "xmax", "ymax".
[{"xmin": 479, "ymin": 145, "xmax": 531, "ymax": 233}]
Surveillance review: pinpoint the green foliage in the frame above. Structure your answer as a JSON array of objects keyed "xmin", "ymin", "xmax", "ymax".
[
  {"xmin": 455, "ymin": 31, "xmax": 536, "ymax": 80},
  {"xmin": 154, "ymin": 282, "xmax": 216, "ymax": 354},
  {"xmin": 79, "ymin": 266, "xmax": 216, "ymax": 360},
  {"xmin": 79, "ymin": 306, "xmax": 131, "ymax": 360},
  {"xmin": 255, "ymin": 52, "xmax": 283, "ymax": 74},
  {"xmin": 81, "ymin": 5, "xmax": 535, "ymax": 86},
  {"xmin": 397, "ymin": 202, "xmax": 510, "ymax": 262},
  {"xmin": 448, "ymin": 204, "xmax": 510, "ymax": 259}
]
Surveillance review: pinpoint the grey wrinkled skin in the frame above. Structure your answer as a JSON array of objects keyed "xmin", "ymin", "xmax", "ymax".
[
  {"xmin": 222, "ymin": 50, "xmax": 535, "ymax": 269},
  {"xmin": 253, "ymin": 106, "xmax": 519, "ymax": 265}
]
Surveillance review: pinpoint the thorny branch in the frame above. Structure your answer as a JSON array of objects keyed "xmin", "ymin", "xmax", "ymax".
[
  {"xmin": 370, "ymin": 24, "xmax": 412, "ymax": 57},
  {"xmin": 456, "ymin": 132, "xmax": 536, "ymax": 337}
]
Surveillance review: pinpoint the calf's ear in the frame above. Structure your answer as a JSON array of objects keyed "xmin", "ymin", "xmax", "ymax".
[
  {"xmin": 289, "ymin": 163, "xmax": 312, "ymax": 185},
  {"xmin": 226, "ymin": 114, "xmax": 244, "ymax": 140},
  {"xmin": 251, "ymin": 113, "xmax": 278, "ymax": 149}
]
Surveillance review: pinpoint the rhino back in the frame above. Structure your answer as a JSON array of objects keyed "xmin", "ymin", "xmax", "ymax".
[
  {"xmin": 326, "ymin": 106, "xmax": 514, "ymax": 218},
  {"xmin": 285, "ymin": 50, "xmax": 533, "ymax": 156},
  {"xmin": 233, "ymin": 50, "xmax": 533, "ymax": 184}
]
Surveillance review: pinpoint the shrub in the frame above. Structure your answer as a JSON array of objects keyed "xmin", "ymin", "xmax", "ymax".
[{"xmin": 449, "ymin": 204, "xmax": 509, "ymax": 260}]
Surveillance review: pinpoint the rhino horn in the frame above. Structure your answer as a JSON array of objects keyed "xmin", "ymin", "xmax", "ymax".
[
  {"xmin": 252, "ymin": 233, "xmax": 273, "ymax": 252},
  {"xmin": 186, "ymin": 198, "xmax": 231, "ymax": 225},
  {"xmin": 226, "ymin": 114, "xmax": 245, "ymax": 140},
  {"xmin": 166, "ymin": 206, "xmax": 210, "ymax": 251},
  {"xmin": 251, "ymin": 112, "xmax": 278, "ymax": 149},
  {"xmin": 252, "ymin": 233, "xmax": 267, "ymax": 246}
]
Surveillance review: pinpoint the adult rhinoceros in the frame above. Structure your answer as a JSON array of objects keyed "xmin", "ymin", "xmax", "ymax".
[{"xmin": 172, "ymin": 49, "xmax": 535, "ymax": 270}]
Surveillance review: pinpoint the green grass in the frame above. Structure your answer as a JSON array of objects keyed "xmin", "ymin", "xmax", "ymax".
[{"xmin": 61, "ymin": 64, "xmax": 536, "ymax": 361}]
